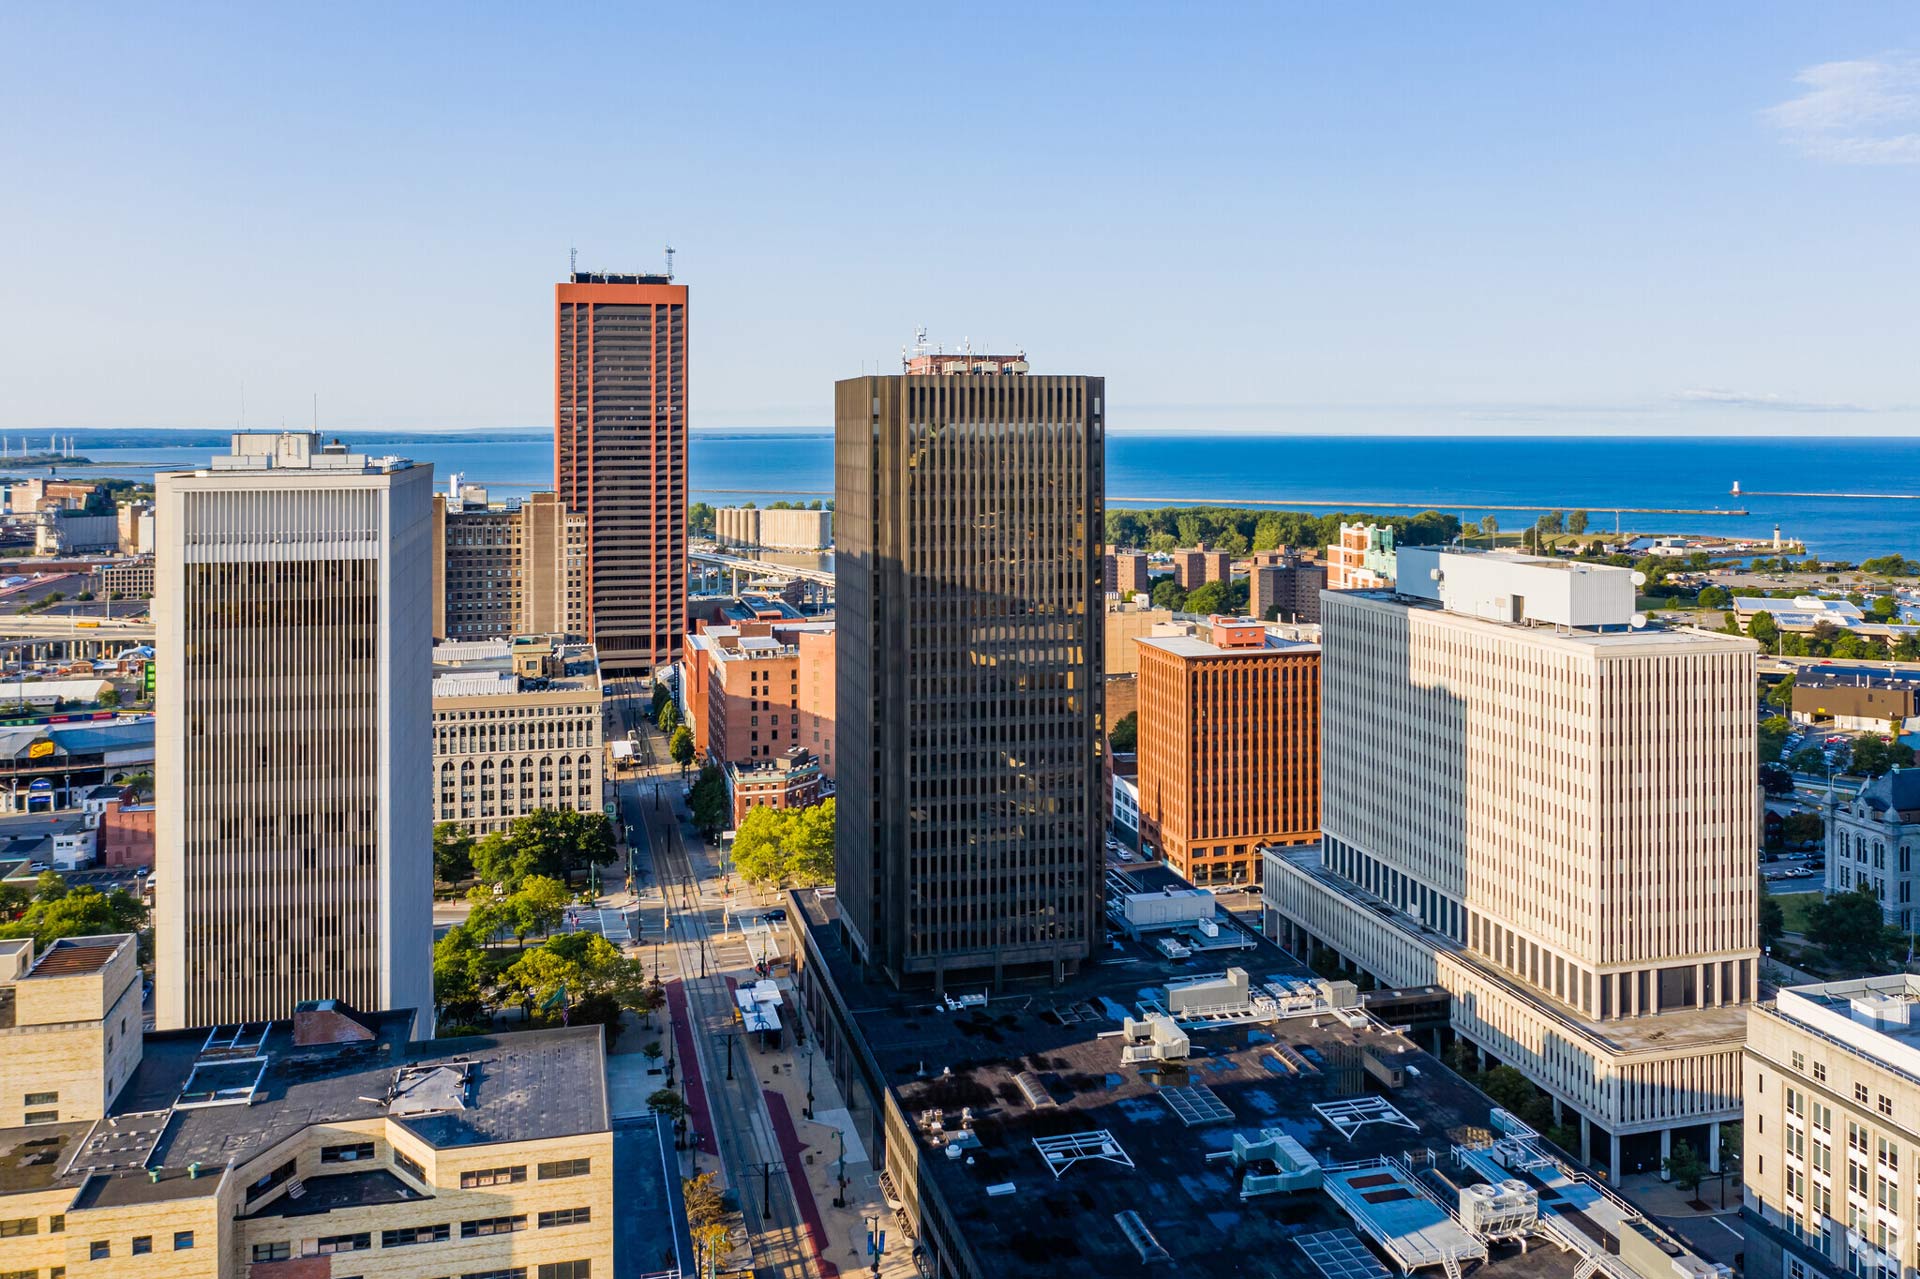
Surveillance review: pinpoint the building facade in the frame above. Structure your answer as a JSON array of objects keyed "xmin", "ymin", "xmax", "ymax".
[
  {"xmin": 0, "ymin": 933, "xmax": 623, "ymax": 1279},
  {"xmin": 1102, "ymin": 601, "xmax": 1174, "ymax": 675},
  {"xmin": 555, "ymin": 270, "xmax": 687, "ymax": 679},
  {"xmin": 432, "ymin": 490, "xmax": 588, "ymax": 641},
  {"xmin": 154, "ymin": 432, "xmax": 434, "ymax": 1035},
  {"xmin": 96, "ymin": 558, "xmax": 154, "ymax": 600},
  {"xmin": 1264, "ymin": 550, "xmax": 1760, "ymax": 1175},
  {"xmin": 1826, "ymin": 770, "xmax": 1920, "ymax": 928},
  {"xmin": 1249, "ymin": 549, "xmax": 1326, "ymax": 623},
  {"xmin": 834, "ymin": 367, "xmax": 1104, "ymax": 990},
  {"xmin": 1326, "ymin": 521, "xmax": 1396, "ymax": 589},
  {"xmin": 1169, "ymin": 547, "xmax": 1231, "ymax": 589},
  {"xmin": 1103, "ymin": 548, "xmax": 1150, "ymax": 598},
  {"xmin": 685, "ymin": 619, "xmax": 835, "ymax": 776},
  {"xmin": 1744, "ymin": 975, "xmax": 1920, "ymax": 1279},
  {"xmin": 431, "ymin": 637, "xmax": 605, "ymax": 838},
  {"xmin": 727, "ymin": 746, "xmax": 826, "ymax": 826},
  {"xmin": 1135, "ymin": 617, "xmax": 1320, "ymax": 886}
]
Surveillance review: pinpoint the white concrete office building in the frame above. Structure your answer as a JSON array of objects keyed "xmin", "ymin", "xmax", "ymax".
[
  {"xmin": 1744, "ymin": 974, "xmax": 1920, "ymax": 1279},
  {"xmin": 1265, "ymin": 550, "xmax": 1759, "ymax": 1176},
  {"xmin": 154, "ymin": 433, "xmax": 434, "ymax": 1036}
]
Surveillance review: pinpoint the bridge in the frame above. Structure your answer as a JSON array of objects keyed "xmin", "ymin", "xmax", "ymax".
[{"xmin": 689, "ymin": 547, "xmax": 833, "ymax": 587}]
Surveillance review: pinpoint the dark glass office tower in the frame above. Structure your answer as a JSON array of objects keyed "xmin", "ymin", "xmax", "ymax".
[{"xmin": 834, "ymin": 366, "xmax": 1105, "ymax": 991}]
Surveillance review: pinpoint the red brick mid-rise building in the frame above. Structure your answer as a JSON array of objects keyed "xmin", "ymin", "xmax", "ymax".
[
  {"xmin": 682, "ymin": 619, "xmax": 835, "ymax": 776},
  {"xmin": 1170, "ymin": 547, "xmax": 1232, "ymax": 589},
  {"xmin": 1135, "ymin": 617, "xmax": 1320, "ymax": 887},
  {"xmin": 98, "ymin": 787, "xmax": 156, "ymax": 869},
  {"xmin": 555, "ymin": 270, "xmax": 687, "ymax": 679},
  {"xmin": 1249, "ymin": 549, "xmax": 1327, "ymax": 624},
  {"xmin": 1104, "ymin": 548, "xmax": 1150, "ymax": 597},
  {"xmin": 727, "ymin": 746, "xmax": 826, "ymax": 826}
]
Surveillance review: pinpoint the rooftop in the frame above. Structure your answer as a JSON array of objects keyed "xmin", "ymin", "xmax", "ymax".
[
  {"xmin": 201, "ymin": 431, "xmax": 413, "ymax": 476},
  {"xmin": 40, "ymin": 1011, "xmax": 608, "ymax": 1209},
  {"xmin": 27, "ymin": 935, "xmax": 125, "ymax": 978},
  {"xmin": 1770, "ymin": 974, "xmax": 1920, "ymax": 1083},
  {"xmin": 431, "ymin": 636, "xmax": 600, "ymax": 699},
  {"xmin": 793, "ymin": 871, "xmax": 1706, "ymax": 1279}
]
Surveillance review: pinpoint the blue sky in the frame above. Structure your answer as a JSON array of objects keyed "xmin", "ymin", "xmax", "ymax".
[{"xmin": 2, "ymin": 4, "xmax": 1917, "ymax": 435}]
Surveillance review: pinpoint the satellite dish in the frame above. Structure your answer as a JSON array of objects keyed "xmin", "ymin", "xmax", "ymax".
[
  {"xmin": 1630, "ymin": 571, "xmax": 1647, "ymax": 586},
  {"xmin": 1630, "ymin": 613, "xmax": 1648, "ymax": 629}
]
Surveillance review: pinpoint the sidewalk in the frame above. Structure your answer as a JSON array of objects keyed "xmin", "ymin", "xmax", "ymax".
[{"xmin": 1616, "ymin": 1169, "xmax": 1741, "ymax": 1217}]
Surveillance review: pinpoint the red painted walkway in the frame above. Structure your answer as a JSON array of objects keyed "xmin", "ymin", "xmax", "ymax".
[
  {"xmin": 665, "ymin": 980, "xmax": 716, "ymax": 1165},
  {"xmin": 765, "ymin": 1087, "xmax": 840, "ymax": 1278}
]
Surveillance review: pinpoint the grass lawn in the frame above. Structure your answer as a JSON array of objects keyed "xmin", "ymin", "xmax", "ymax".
[{"xmin": 1777, "ymin": 891, "xmax": 1820, "ymax": 936}]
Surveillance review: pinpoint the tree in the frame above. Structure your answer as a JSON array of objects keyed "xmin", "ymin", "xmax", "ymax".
[
  {"xmin": 1747, "ymin": 611, "xmax": 1779, "ymax": 649},
  {"xmin": 1481, "ymin": 515, "xmax": 1499, "ymax": 547},
  {"xmin": 97, "ymin": 686, "xmax": 120, "ymax": 708},
  {"xmin": 472, "ymin": 809, "xmax": 616, "ymax": 890},
  {"xmin": 1184, "ymin": 579, "xmax": 1230, "ymax": 615},
  {"xmin": 669, "ymin": 725, "xmax": 695, "ymax": 772},
  {"xmin": 33, "ymin": 871, "xmax": 66, "ymax": 902},
  {"xmin": 433, "ymin": 822, "xmax": 475, "ymax": 885},
  {"xmin": 1567, "ymin": 510, "xmax": 1589, "ymax": 535},
  {"xmin": 1871, "ymin": 594, "xmax": 1900, "ymax": 620},
  {"xmin": 1109, "ymin": 711, "xmax": 1138, "ymax": 753},
  {"xmin": 732, "ymin": 801, "xmax": 835, "ymax": 888},
  {"xmin": 1759, "ymin": 765, "xmax": 1794, "ymax": 797},
  {"xmin": 504, "ymin": 876, "xmax": 571, "ymax": 944},
  {"xmin": 1807, "ymin": 886, "xmax": 1902, "ymax": 971},
  {"xmin": 731, "ymin": 805, "xmax": 787, "ymax": 886},
  {"xmin": 433, "ymin": 924, "xmax": 490, "ymax": 1015},
  {"xmin": 1759, "ymin": 886, "xmax": 1785, "ymax": 949},
  {"xmin": 0, "ymin": 885, "xmax": 145, "ymax": 951},
  {"xmin": 650, "ymin": 683, "xmax": 671, "ymax": 718},
  {"xmin": 684, "ymin": 1170, "xmax": 731, "ymax": 1274},
  {"xmin": 502, "ymin": 929, "xmax": 627, "ymax": 1007},
  {"xmin": 1862, "ymin": 555, "xmax": 1920, "ymax": 577},
  {"xmin": 787, "ymin": 800, "xmax": 835, "ymax": 885},
  {"xmin": 656, "ymin": 699, "xmax": 681, "ymax": 734},
  {"xmin": 1850, "ymin": 735, "xmax": 1912, "ymax": 778},
  {"xmin": 1663, "ymin": 1138, "xmax": 1708, "ymax": 1196},
  {"xmin": 1782, "ymin": 811, "xmax": 1824, "ymax": 845},
  {"xmin": 1149, "ymin": 578, "xmax": 1187, "ymax": 611},
  {"xmin": 689, "ymin": 765, "xmax": 730, "ymax": 837},
  {"xmin": 1758, "ymin": 715, "xmax": 1790, "ymax": 764},
  {"xmin": 1766, "ymin": 673, "xmax": 1795, "ymax": 710},
  {"xmin": 1697, "ymin": 585, "xmax": 1731, "ymax": 610}
]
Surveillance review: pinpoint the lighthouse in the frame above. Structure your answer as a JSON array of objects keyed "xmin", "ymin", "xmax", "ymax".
[{"xmin": 1731, "ymin": 480, "xmax": 1741, "ymax": 496}]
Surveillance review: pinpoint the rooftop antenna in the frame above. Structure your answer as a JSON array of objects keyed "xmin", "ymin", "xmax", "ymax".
[
  {"xmin": 664, "ymin": 244, "xmax": 676, "ymax": 280},
  {"xmin": 570, "ymin": 245, "xmax": 578, "ymax": 276},
  {"xmin": 312, "ymin": 393, "xmax": 318, "ymax": 432}
]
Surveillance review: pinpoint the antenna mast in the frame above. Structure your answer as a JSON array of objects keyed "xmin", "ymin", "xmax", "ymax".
[
  {"xmin": 570, "ymin": 246, "xmax": 578, "ymax": 276},
  {"xmin": 664, "ymin": 244, "xmax": 676, "ymax": 280}
]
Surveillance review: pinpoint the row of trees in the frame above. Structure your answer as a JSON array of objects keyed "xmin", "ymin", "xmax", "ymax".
[
  {"xmin": 0, "ymin": 872, "xmax": 147, "ymax": 957},
  {"xmin": 432, "ymin": 809, "xmax": 615, "ymax": 889},
  {"xmin": 1735, "ymin": 611, "xmax": 1920, "ymax": 661},
  {"xmin": 1105, "ymin": 507, "xmax": 1459, "ymax": 558},
  {"xmin": 731, "ymin": 799, "xmax": 835, "ymax": 888},
  {"xmin": 1148, "ymin": 575, "xmax": 1250, "ymax": 616}
]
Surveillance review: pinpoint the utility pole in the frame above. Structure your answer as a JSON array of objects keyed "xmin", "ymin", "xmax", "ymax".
[
  {"xmin": 834, "ymin": 1128, "xmax": 847, "ymax": 1207},
  {"xmin": 866, "ymin": 1216, "xmax": 886, "ymax": 1275},
  {"xmin": 805, "ymin": 1044, "xmax": 816, "ymax": 1119}
]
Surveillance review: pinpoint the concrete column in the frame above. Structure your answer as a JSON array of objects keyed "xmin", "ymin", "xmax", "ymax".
[
  {"xmin": 1659, "ymin": 1128, "xmax": 1672, "ymax": 1180},
  {"xmin": 1579, "ymin": 1114, "xmax": 1592, "ymax": 1166},
  {"xmin": 1552, "ymin": 1097, "xmax": 1564, "ymax": 1125},
  {"xmin": 1708, "ymin": 1122, "xmax": 1721, "ymax": 1173},
  {"xmin": 1609, "ymin": 1134, "xmax": 1621, "ymax": 1178}
]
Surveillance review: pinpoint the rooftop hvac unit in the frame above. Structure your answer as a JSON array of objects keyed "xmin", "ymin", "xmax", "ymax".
[
  {"xmin": 1457, "ymin": 1179, "xmax": 1539, "ymax": 1239},
  {"xmin": 1119, "ymin": 1012, "xmax": 1191, "ymax": 1065}
]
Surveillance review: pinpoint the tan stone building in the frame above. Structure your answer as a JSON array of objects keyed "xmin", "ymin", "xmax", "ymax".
[
  {"xmin": 1102, "ymin": 601, "xmax": 1174, "ymax": 675},
  {"xmin": 1744, "ymin": 974, "xmax": 1920, "ymax": 1279},
  {"xmin": 714, "ymin": 505, "xmax": 832, "ymax": 551},
  {"xmin": 1266, "ymin": 550, "xmax": 1759, "ymax": 1175},
  {"xmin": 1325, "ymin": 521, "xmax": 1395, "ymax": 589},
  {"xmin": 432, "ymin": 637, "xmax": 605, "ymax": 838},
  {"xmin": 432, "ymin": 491, "xmax": 588, "ymax": 641},
  {"xmin": 1135, "ymin": 617, "xmax": 1319, "ymax": 887},
  {"xmin": 0, "ymin": 932, "xmax": 618, "ymax": 1279}
]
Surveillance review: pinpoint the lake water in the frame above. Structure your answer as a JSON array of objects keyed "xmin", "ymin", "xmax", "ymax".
[{"xmin": 21, "ymin": 430, "xmax": 1920, "ymax": 560}]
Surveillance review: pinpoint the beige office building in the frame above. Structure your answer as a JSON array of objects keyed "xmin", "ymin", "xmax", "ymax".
[
  {"xmin": 715, "ymin": 505, "xmax": 832, "ymax": 551},
  {"xmin": 432, "ymin": 636, "xmax": 606, "ymax": 838},
  {"xmin": 431, "ymin": 489, "xmax": 589, "ymax": 640},
  {"xmin": 0, "ymin": 933, "xmax": 618, "ymax": 1279},
  {"xmin": 1265, "ymin": 549, "xmax": 1759, "ymax": 1175},
  {"xmin": 154, "ymin": 432, "xmax": 434, "ymax": 1036}
]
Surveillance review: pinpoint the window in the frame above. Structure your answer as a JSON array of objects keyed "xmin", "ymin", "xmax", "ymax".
[
  {"xmin": 131, "ymin": 1236, "xmax": 151, "ymax": 1255},
  {"xmin": 22, "ymin": 1092, "xmax": 55, "ymax": 1106},
  {"xmin": 249, "ymin": 1159, "xmax": 296, "ymax": 1202},
  {"xmin": 1857, "ymin": 1083, "xmax": 1870, "ymax": 1103},
  {"xmin": 23, "ymin": 1112, "xmax": 56, "ymax": 1126},
  {"xmin": 312, "ymin": 1232, "xmax": 370, "ymax": 1254},
  {"xmin": 538, "ymin": 1158, "xmax": 591, "ymax": 1179},
  {"xmin": 1813, "ymin": 1062, "xmax": 1826, "ymax": 1082},
  {"xmin": 173, "ymin": 1230, "xmax": 194, "ymax": 1250},
  {"xmin": 1881, "ymin": 1094, "xmax": 1894, "ymax": 1116},
  {"xmin": 462, "ymin": 1270, "xmax": 529, "ymax": 1279},
  {"xmin": 88, "ymin": 1243, "xmax": 109, "ymax": 1261},
  {"xmin": 382, "ymin": 1224, "xmax": 450, "ymax": 1248},
  {"xmin": 48, "ymin": 1216, "xmax": 61, "ymax": 1233},
  {"xmin": 539, "ymin": 1207, "xmax": 591, "ymax": 1228},
  {"xmin": 321, "ymin": 1141, "xmax": 376, "ymax": 1164},
  {"xmin": 459, "ymin": 1165, "xmax": 526, "ymax": 1188},
  {"xmin": 463, "ymin": 1215, "xmax": 527, "ymax": 1238},
  {"xmin": 0, "ymin": 1219, "xmax": 35, "ymax": 1237},
  {"xmin": 253, "ymin": 1238, "xmax": 290, "ymax": 1260},
  {"xmin": 539, "ymin": 1262, "xmax": 592, "ymax": 1279},
  {"xmin": 394, "ymin": 1149, "xmax": 425, "ymax": 1181}
]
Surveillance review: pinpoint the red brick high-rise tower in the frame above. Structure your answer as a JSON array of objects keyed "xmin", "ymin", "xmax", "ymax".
[{"xmin": 555, "ymin": 270, "xmax": 687, "ymax": 679}]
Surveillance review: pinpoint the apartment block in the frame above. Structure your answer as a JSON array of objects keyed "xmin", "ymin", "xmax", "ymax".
[
  {"xmin": 431, "ymin": 490, "xmax": 588, "ymax": 641},
  {"xmin": 431, "ymin": 636, "xmax": 605, "ymax": 838},
  {"xmin": 683, "ymin": 619, "xmax": 834, "ymax": 776},
  {"xmin": 1249, "ymin": 549, "xmax": 1327, "ymax": 623},
  {"xmin": 1103, "ymin": 548, "xmax": 1150, "ymax": 597},
  {"xmin": 1265, "ymin": 550, "xmax": 1759, "ymax": 1175},
  {"xmin": 1170, "ymin": 547, "xmax": 1231, "ymax": 589},
  {"xmin": 154, "ymin": 432, "xmax": 433, "ymax": 1036},
  {"xmin": 1325, "ymin": 521, "xmax": 1396, "ymax": 589},
  {"xmin": 835, "ymin": 366, "xmax": 1104, "ymax": 990},
  {"xmin": 1744, "ymin": 975, "xmax": 1920, "ymax": 1279},
  {"xmin": 1135, "ymin": 617, "xmax": 1320, "ymax": 886},
  {"xmin": 0, "ymin": 937, "xmax": 623, "ymax": 1279},
  {"xmin": 555, "ymin": 270, "xmax": 687, "ymax": 678}
]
